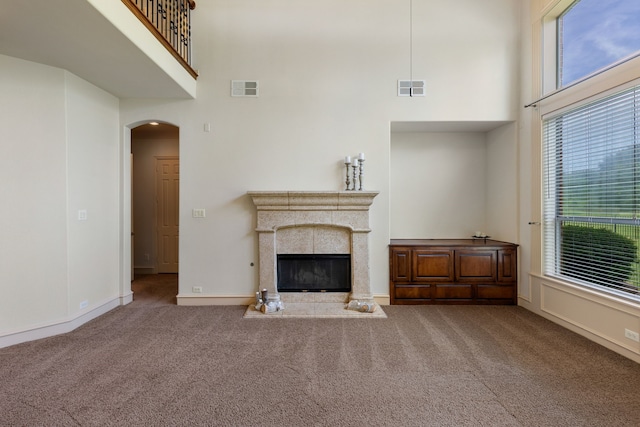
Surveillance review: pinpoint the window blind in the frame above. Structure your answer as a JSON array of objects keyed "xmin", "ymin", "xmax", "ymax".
[{"xmin": 543, "ymin": 85, "xmax": 640, "ymax": 298}]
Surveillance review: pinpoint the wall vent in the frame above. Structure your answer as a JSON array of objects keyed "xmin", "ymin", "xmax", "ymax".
[
  {"xmin": 231, "ymin": 80, "xmax": 259, "ymax": 97},
  {"xmin": 397, "ymin": 80, "xmax": 425, "ymax": 97}
]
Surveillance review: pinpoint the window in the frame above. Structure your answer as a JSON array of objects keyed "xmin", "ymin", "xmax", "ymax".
[
  {"xmin": 543, "ymin": 84, "xmax": 640, "ymax": 299},
  {"xmin": 558, "ymin": 0, "xmax": 640, "ymax": 87}
]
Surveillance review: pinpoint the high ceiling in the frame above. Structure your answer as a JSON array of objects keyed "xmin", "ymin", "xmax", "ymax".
[
  {"xmin": 390, "ymin": 121, "xmax": 512, "ymax": 133},
  {"xmin": 0, "ymin": 0, "xmax": 194, "ymax": 99}
]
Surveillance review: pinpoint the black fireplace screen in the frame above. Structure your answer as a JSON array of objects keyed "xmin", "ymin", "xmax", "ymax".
[{"xmin": 277, "ymin": 254, "xmax": 351, "ymax": 292}]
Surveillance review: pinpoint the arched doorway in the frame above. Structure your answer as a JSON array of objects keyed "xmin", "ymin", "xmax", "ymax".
[{"xmin": 130, "ymin": 122, "xmax": 179, "ymax": 303}]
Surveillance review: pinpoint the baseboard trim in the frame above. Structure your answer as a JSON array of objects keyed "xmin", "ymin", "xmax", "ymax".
[
  {"xmin": 121, "ymin": 291, "xmax": 134, "ymax": 305},
  {"xmin": 0, "ymin": 297, "xmax": 121, "ymax": 349},
  {"xmin": 177, "ymin": 295, "xmax": 254, "ymax": 306},
  {"xmin": 134, "ymin": 267, "xmax": 156, "ymax": 275},
  {"xmin": 375, "ymin": 295, "xmax": 391, "ymax": 306}
]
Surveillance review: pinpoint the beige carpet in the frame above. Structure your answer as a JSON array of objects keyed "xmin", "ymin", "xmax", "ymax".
[{"xmin": 1, "ymin": 274, "xmax": 639, "ymax": 426}]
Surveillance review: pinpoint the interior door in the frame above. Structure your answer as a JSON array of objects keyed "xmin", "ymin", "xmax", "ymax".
[{"xmin": 156, "ymin": 157, "xmax": 179, "ymax": 273}]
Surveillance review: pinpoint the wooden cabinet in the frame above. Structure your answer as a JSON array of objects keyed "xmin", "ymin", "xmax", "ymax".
[{"xmin": 390, "ymin": 239, "xmax": 518, "ymax": 305}]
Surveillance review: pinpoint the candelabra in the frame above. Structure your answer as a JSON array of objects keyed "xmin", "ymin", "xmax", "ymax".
[
  {"xmin": 358, "ymin": 158, "xmax": 365, "ymax": 190},
  {"xmin": 352, "ymin": 161, "xmax": 359, "ymax": 191},
  {"xmin": 344, "ymin": 160, "xmax": 351, "ymax": 190}
]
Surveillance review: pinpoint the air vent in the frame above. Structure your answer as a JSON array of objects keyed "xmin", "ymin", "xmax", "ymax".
[
  {"xmin": 231, "ymin": 80, "xmax": 259, "ymax": 97},
  {"xmin": 398, "ymin": 80, "xmax": 426, "ymax": 97}
]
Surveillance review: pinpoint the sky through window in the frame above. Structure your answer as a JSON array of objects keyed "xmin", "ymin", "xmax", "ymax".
[{"xmin": 560, "ymin": 0, "xmax": 640, "ymax": 87}]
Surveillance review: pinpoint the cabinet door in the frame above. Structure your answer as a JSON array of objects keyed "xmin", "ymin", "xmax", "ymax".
[
  {"xmin": 498, "ymin": 248, "xmax": 517, "ymax": 282},
  {"xmin": 455, "ymin": 250, "xmax": 497, "ymax": 281},
  {"xmin": 390, "ymin": 249, "xmax": 411, "ymax": 281},
  {"xmin": 412, "ymin": 250, "xmax": 454, "ymax": 281}
]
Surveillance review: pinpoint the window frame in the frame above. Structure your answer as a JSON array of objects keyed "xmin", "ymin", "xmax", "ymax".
[
  {"xmin": 540, "ymin": 0, "xmax": 640, "ymax": 301},
  {"xmin": 542, "ymin": 83, "xmax": 640, "ymax": 301},
  {"xmin": 541, "ymin": 0, "xmax": 640, "ymax": 111}
]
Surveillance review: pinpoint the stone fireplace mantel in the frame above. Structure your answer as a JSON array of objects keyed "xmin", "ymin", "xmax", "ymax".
[{"xmin": 248, "ymin": 191, "xmax": 379, "ymax": 308}]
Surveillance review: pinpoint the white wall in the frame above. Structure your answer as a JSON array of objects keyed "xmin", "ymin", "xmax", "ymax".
[
  {"xmin": 0, "ymin": 55, "xmax": 69, "ymax": 334},
  {"xmin": 0, "ymin": 55, "xmax": 121, "ymax": 347},
  {"xmin": 390, "ymin": 132, "xmax": 487, "ymax": 239},
  {"xmin": 120, "ymin": 0, "xmax": 522, "ymax": 301},
  {"xmin": 486, "ymin": 122, "xmax": 518, "ymax": 243},
  {"xmin": 65, "ymin": 72, "xmax": 121, "ymax": 314}
]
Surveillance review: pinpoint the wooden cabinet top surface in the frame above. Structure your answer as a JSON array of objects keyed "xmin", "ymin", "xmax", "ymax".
[{"xmin": 390, "ymin": 239, "xmax": 518, "ymax": 248}]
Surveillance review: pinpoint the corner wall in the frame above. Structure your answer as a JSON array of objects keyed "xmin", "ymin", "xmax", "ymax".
[
  {"xmin": 0, "ymin": 55, "xmax": 69, "ymax": 336},
  {"xmin": 0, "ymin": 55, "xmax": 121, "ymax": 348}
]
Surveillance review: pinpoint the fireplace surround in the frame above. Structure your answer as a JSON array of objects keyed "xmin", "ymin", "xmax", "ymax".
[{"xmin": 247, "ymin": 191, "xmax": 381, "ymax": 316}]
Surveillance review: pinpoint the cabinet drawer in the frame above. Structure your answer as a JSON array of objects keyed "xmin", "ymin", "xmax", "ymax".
[
  {"xmin": 394, "ymin": 284, "xmax": 431, "ymax": 299},
  {"xmin": 477, "ymin": 284, "xmax": 515, "ymax": 300},
  {"xmin": 434, "ymin": 283, "xmax": 473, "ymax": 299},
  {"xmin": 413, "ymin": 250, "xmax": 454, "ymax": 281}
]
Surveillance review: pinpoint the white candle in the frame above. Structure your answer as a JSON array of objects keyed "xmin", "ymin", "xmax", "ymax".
[
  {"xmin": 358, "ymin": 152, "xmax": 365, "ymax": 160},
  {"xmin": 345, "ymin": 155, "xmax": 351, "ymax": 163},
  {"xmin": 353, "ymin": 158, "xmax": 359, "ymax": 166}
]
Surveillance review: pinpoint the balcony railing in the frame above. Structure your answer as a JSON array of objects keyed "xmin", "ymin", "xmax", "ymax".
[{"xmin": 122, "ymin": 0, "xmax": 198, "ymax": 78}]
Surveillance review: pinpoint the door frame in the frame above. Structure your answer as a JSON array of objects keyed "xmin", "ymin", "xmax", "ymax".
[{"xmin": 121, "ymin": 121, "xmax": 180, "ymax": 305}]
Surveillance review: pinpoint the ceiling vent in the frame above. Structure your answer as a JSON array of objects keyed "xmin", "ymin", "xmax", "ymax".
[
  {"xmin": 398, "ymin": 80, "xmax": 425, "ymax": 97},
  {"xmin": 231, "ymin": 80, "xmax": 259, "ymax": 97}
]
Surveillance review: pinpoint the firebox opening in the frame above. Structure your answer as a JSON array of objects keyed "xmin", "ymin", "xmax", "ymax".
[{"xmin": 277, "ymin": 254, "xmax": 351, "ymax": 292}]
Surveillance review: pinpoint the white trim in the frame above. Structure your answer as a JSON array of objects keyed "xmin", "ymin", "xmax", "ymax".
[
  {"xmin": 0, "ymin": 297, "xmax": 121, "ymax": 349},
  {"xmin": 374, "ymin": 295, "xmax": 391, "ymax": 306},
  {"xmin": 522, "ymin": 274, "xmax": 640, "ymax": 363},
  {"xmin": 177, "ymin": 295, "xmax": 254, "ymax": 306},
  {"xmin": 540, "ymin": 63, "xmax": 640, "ymax": 117},
  {"xmin": 121, "ymin": 291, "xmax": 134, "ymax": 305}
]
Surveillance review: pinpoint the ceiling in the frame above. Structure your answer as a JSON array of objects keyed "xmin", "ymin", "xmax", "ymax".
[
  {"xmin": 391, "ymin": 121, "xmax": 512, "ymax": 133},
  {"xmin": 132, "ymin": 123, "xmax": 179, "ymax": 139},
  {"xmin": 0, "ymin": 0, "xmax": 194, "ymax": 99}
]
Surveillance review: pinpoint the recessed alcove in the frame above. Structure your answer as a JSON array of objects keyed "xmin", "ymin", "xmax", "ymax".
[{"xmin": 390, "ymin": 121, "xmax": 518, "ymax": 243}]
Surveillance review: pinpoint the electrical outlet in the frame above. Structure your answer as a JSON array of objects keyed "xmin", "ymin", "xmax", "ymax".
[
  {"xmin": 144, "ymin": 253, "xmax": 150, "ymax": 261},
  {"xmin": 192, "ymin": 209, "xmax": 206, "ymax": 218},
  {"xmin": 192, "ymin": 286, "xmax": 203, "ymax": 293},
  {"xmin": 624, "ymin": 329, "xmax": 640, "ymax": 342}
]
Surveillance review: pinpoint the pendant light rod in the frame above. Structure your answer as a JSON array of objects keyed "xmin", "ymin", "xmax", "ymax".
[{"xmin": 409, "ymin": 0, "xmax": 413, "ymax": 96}]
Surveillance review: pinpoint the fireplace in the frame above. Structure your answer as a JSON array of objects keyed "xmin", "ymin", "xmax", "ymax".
[
  {"xmin": 247, "ymin": 191, "xmax": 379, "ymax": 309},
  {"xmin": 277, "ymin": 254, "xmax": 351, "ymax": 292}
]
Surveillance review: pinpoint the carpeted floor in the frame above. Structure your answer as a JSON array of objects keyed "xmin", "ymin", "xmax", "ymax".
[{"xmin": 1, "ymin": 274, "xmax": 639, "ymax": 426}]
